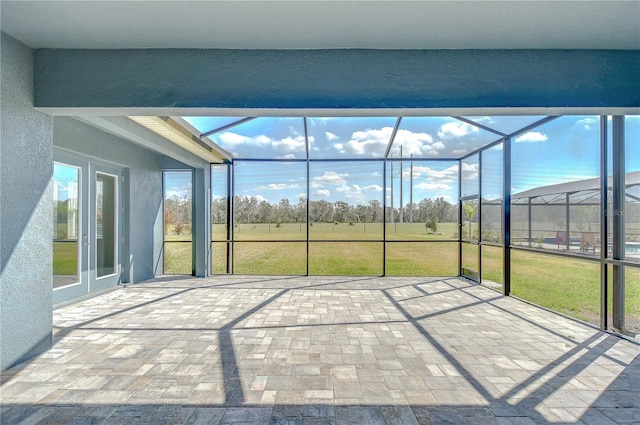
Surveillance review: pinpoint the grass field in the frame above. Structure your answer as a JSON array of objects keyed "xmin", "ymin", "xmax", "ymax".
[
  {"xmin": 57, "ymin": 221, "xmax": 639, "ymax": 334},
  {"xmin": 216, "ymin": 222, "xmax": 460, "ymax": 241},
  {"xmin": 509, "ymin": 250, "xmax": 640, "ymax": 331},
  {"xmin": 164, "ymin": 234, "xmax": 192, "ymax": 275},
  {"xmin": 53, "ymin": 241, "xmax": 78, "ymax": 275}
]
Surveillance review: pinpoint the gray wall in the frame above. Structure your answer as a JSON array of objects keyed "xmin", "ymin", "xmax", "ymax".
[
  {"xmin": 34, "ymin": 49, "xmax": 640, "ymax": 110},
  {"xmin": 0, "ymin": 33, "xmax": 54, "ymax": 371},
  {"xmin": 54, "ymin": 117, "xmax": 164, "ymax": 283}
]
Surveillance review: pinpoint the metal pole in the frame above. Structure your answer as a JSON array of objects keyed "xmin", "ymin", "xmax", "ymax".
[
  {"xmin": 600, "ymin": 115, "xmax": 608, "ymax": 331},
  {"xmin": 390, "ymin": 160, "xmax": 394, "ymax": 224},
  {"xmin": 383, "ymin": 159, "xmax": 387, "ymax": 276},
  {"xmin": 458, "ymin": 160, "xmax": 462, "ymax": 276},
  {"xmin": 399, "ymin": 146, "xmax": 403, "ymax": 223},
  {"xmin": 304, "ymin": 117, "xmax": 310, "ymax": 276},
  {"xmin": 410, "ymin": 154, "xmax": 414, "ymax": 225},
  {"xmin": 503, "ymin": 138, "xmax": 511, "ymax": 295},
  {"xmin": 566, "ymin": 192, "xmax": 571, "ymax": 251},
  {"xmin": 226, "ymin": 164, "xmax": 232, "ymax": 274},
  {"xmin": 478, "ymin": 151, "xmax": 482, "ymax": 283},
  {"xmin": 528, "ymin": 198, "xmax": 532, "ymax": 247},
  {"xmin": 612, "ymin": 115, "xmax": 626, "ymax": 332},
  {"xmin": 229, "ymin": 161, "xmax": 235, "ymax": 274}
]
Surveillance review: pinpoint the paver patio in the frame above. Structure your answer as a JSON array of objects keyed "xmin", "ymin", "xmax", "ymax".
[{"xmin": 1, "ymin": 276, "xmax": 639, "ymax": 424}]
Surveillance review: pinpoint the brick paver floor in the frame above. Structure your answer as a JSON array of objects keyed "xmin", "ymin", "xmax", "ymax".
[{"xmin": 1, "ymin": 276, "xmax": 639, "ymax": 424}]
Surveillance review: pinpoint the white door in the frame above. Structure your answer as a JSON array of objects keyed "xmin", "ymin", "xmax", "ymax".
[{"xmin": 53, "ymin": 156, "xmax": 122, "ymax": 304}]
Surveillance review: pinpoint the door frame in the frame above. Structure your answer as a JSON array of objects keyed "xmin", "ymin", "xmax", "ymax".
[
  {"xmin": 53, "ymin": 152, "xmax": 123, "ymax": 305},
  {"xmin": 90, "ymin": 165, "xmax": 123, "ymax": 293}
]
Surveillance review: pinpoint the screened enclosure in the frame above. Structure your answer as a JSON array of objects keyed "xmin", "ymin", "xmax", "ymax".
[{"xmin": 164, "ymin": 114, "xmax": 639, "ymax": 337}]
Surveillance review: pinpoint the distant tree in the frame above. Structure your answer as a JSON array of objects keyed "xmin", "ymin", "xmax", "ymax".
[
  {"xmin": 165, "ymin": 194, "xmax": 192, "ymax": 232},
  {"xmin": 212, "ymin": 197, "xmax": 228, "ymax": 223},
  {"xmin": 174, "ymin": 221, "xmax": 185, "ymax": 235},
  {"xmin": 165, "ymin": 207, "xmax": 176, "ymax": 232},
  {"xmin": 367, "ymin": 199, "xmax": 382, "ymax": 222},
  {"xmin": 426, "ymin": 216, "xmax": 438, "ymax": 233},
  {"xmin": 462, "ymin": 200, "xmax": 479, "ymax": 238}
]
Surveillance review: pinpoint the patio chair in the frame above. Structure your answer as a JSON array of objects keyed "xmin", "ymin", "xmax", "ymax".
[
  {"xmin": 556, "ymin": 231, "xmax": 568, "ymax": 249},
  {"xmin": 580, "ymin": 232, "xmax": 598, "ymax": 253}
]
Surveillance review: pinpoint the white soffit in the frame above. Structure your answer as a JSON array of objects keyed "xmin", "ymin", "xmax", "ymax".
[
  {"xmin": 2, "ymin": 1, "xmax": 639, "ymax": 50},
  {"xmin": 129, "ymin": 116, "xmax": 230, "ymax": 163}
]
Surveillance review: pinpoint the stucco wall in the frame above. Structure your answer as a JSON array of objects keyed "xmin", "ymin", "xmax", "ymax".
[
  {"xmin": 0, "ymin": 33, "xmax": 54, "ymax": 371},
  {"xmin": 34, "ymin": 49, "xmax": 640, "ymax": 110},
  {"xmin": 53, "ymin": 117, "xmax": 164, "ymax": 283}
]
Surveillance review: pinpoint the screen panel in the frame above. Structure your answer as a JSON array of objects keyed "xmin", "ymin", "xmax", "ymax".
[{"xmin": 385, "ymin": 242, "xmax": 458, "ymax": 276}]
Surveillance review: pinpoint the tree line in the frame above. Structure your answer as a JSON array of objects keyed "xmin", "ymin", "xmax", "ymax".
[{"xmin": 211, "ymin": 196, "xmax": 458, "ymax": 225}]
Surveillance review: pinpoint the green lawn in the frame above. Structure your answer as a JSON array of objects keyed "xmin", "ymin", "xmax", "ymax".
[
  {"xmin": 509, "ymin": 250, "xmax": 640, "ymax": 329},
  {"xmin": 385, "ymin": 242, "xmax": 458, "ymax": 276},
  {"xmin": 54, "ymin": 221, "xmax": 640, "ymax": 333},
  {"xmin": 164, "ymin": 237, "xmax": 192, "ymax": 275},
  {"xmin": 481, "ymin": 245, "xmax": 503, "ymax": 284},
  {"xmin": 217, "ymin": 222, "xmax": 459, "ymax": 241},
  {"xmin": 53, "ymin": 241, "xmax": 78, "ymax": 275}
]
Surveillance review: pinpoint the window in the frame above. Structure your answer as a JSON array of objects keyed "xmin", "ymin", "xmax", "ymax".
[{"xmin": 163, "ymin": 171, "xmax": 193, "ymax": 274}]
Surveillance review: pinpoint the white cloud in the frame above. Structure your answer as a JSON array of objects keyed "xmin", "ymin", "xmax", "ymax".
[
  {"xmin": 577, "ymin": 117, "xmax": 597, "ymax": 131},
  {"xmin": 470, "ymin": 116, "xmax": 494, "ymax": 125},
  {"xmin": 325, "ymin": 131, "xmax": 339, "ymax": 141},
  {"xmin": 392, "ymin": 129, "xmax": 435, "ymax": 156},
  {"xmin": 218, "ymin": 132, "xmax": 271, "ymax": 147},
  {"xmin": 411, "ymin": 164, "xmax": 459, "ymax": 182},
  {"xmin": 217, "ymin": 132, "xmax": 308, "ymax": 154},
  {"xmin": 166, "ymin": 190, "xmax": 188, "ymax": 199},
  {"xmin": 372, "ymin": 171, "xmax": 380, "ymax": 177},
  {"xmin": 257, "ymin": 183, "xmax": 300, "ymax": 190},
  {"xmin": 339, "ymin": 127, "xmax": 393, "ymax": 157},
  {"xmin": 337, "ymin": 184, "xmax": 368, "ymax": 204},
  {"xmin": 461, "ymin": 162, "xmax": 479, "ymax": 180},
  {"xmin": 414, "ymin": 182, "xmax": 452, "ymax": 191},
  {"xmin": 314, "ymin": 189, "xmax": 330, "ymax": 197},
  {"xmin": 402, "ymin": 164, "xmax": 462, "ymax": 196},
  {"xmin": 255, "ymin": 195, "xmax": 267, "ymax": 203},
  {"xmin": 267, "ymin": 183, "xmax": 287, "ymax": 190},
  {"xmin": 272, "ymin": 136, "xmax": 306, "ymax": 153},
  {"xmin": 166, "ymin": 181, "xmax": 192, "ymax": 199},
  {"xmin": 437, "ymin": 122, "xmax": 478, "ymax": 140},
  {"xmin": 363, "ymin": 184, "xmax": 382, "ymax": 192},
  {"xmin": 515, "ymin": 131, "xmax": 548, "ymax": 143},
  {"xmin": 275, "ymin": 154, "xmax": 297, "ymax": 159},
  {"xmin": 312, "ymin": 171, "xmax": 348, "ymax": 187},
  {"xmin": 339, "ymin": 126, "xmax": 451, "ymax": 158}
]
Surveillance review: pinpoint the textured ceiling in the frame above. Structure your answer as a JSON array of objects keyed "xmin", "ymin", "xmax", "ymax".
[{"xmin": 2, "ymin": 1, "xmax": 639, "ymax": 49}]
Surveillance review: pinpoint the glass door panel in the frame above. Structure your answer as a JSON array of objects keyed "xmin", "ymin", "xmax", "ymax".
[
  {"xmin": 91, "ymin": 168, "xmax": 121, "ymax": 292},
  {"xmin": 461, "ymin": 154, "xmax": 480, "ymax": 281},
  {"xmin": 53, "ymin": 158, "xmax": 89, "ymax": 305},
  {"xmin": 96, "ymin": 173, "xmax": 117, "ymax": 277},
  {"xmin": 53, "ymin": 163, "xmax": 81, "ymax": 288}
]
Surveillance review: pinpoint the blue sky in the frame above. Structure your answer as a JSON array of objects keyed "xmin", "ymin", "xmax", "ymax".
[
  {"xmin": 166, "ymin": 115, "xmax": 640, "ymax": 206},
  {"xmin": 53, "ymin": 163, "xmax": 79, "ymax": 201},
  {"xmin": 163, "ymin": 171, "xmax": 192, "ymax": 199}
]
